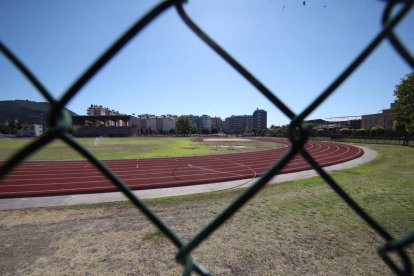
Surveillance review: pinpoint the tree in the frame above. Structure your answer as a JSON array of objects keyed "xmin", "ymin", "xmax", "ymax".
[
  {"xmin": 268, "ymin": 126, "xmax": 287, "ymax": 137},
  {"xmin": 392, "ymin": 72, "xmax": 414, "ymax": 145},
  {"xmin": 175, "ymin": 115, "xmax": 192, "ymax": 136},
  {"xmin": 275, "ymin": 127, "xmax": 285, "ymax": 136},
  {"xmin": 201, "ymin": 128, "xmax": 210, "ymax": 135}
]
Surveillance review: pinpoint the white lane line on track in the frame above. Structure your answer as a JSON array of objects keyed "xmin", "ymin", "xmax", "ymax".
[
  {"xmin": 212, "ymin": 157, "xmax": 257, "ymax": 177},
  {"xmin": 0, "ymin": 170, "xmax": 253, "ymax": 189},
  {"xmin": 83, "ymin": 164, "xmax": 90, "ymax": 168},
  {"xmin": 187, "ymin": 164, "xmax": 245, "ymax": 178},
  {"xmin": 207, "ymin": 156, "xmax": 258, "ymax": 191},
  {"xmin": 0, "ymin": 171, "xmax": 257, "ymax": 196},
  {"xmin": 35, "ymin": 163, "xmax": 47, "ymax": 166},
  {"xmin": 3, "ymin": 160, "xmax": 253, "ymax": 181},
  {"xmin": 5, "ymin": 144, "xmax": 357, "ymax": 179},
  {"xmin": 11, "ymin": 148, "xmax": 286, "ymax": 173}
]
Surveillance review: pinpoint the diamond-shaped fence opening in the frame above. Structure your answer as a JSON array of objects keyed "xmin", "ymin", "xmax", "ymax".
[{"xmin": 1, "ymin": 0, "xmax": 414, "ymax": 275}]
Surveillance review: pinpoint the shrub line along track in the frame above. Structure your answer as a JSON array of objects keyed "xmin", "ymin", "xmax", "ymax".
[{"xmin": 0, "ymin": 139, "xmax": 363, "ymax": 198}]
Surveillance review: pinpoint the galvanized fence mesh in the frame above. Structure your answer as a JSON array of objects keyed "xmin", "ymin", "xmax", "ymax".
[{"xmin": 1, "ymin": 0, "xmax": 414, "ymax": 275}]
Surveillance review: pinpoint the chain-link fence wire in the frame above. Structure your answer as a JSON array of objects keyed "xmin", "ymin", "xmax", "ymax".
[{"xmin": 0, "ymin": 0, "xmax": 413, "ymax": 275}]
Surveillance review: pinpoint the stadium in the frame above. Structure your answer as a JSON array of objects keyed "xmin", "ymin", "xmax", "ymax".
[{"xmin": 1, "ymin": 0, "xmax": 413, "ymax": 275}]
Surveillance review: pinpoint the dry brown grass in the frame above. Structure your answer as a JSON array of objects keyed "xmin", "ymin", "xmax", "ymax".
[{"xmin": 0, "ymin": 190, "xmax": 410, "ymax": 276}]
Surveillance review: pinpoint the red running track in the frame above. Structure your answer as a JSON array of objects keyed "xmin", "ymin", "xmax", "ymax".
[{"xmin": 0, "ymin": 139, "xmax": 363, "ymax": 198}]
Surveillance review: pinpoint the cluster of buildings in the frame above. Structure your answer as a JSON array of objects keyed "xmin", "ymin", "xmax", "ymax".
[
  {"xmin": 17, "ymin": 124, "xmax": 44, "ymax": 137},
  {"xmin": 305, "ymin": 104, "xmax": 394, "ymax": 132},
  {"xmin": 141, "ymin": 108, "xmax": 267, "ymax": 134},
  {"xmin": 135, "ymin": 108, "xmax": 267, "ymax": 134},
  {"xmin": 70, "ymin": 103, "xmax": 396, "ymax": 137},
  {"xmin": 138, "ymin": 115, "xmax": 180, "ymax": 133},
  {"xmin": 361, "ymin": 108, "xmax": 393, "ymax": 130},
  {"xmin": 10, "ymin": 102, "xmax": 396, "ymax": 137},
  {"xmin": 224, "ymin": 109, "xmax": 267, "ymax": 133},
  {"xmin": 71, "ymin": 105, "xmax": 268, "ymax": 136}
]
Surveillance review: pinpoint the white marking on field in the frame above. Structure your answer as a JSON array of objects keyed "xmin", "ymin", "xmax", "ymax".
[
  {"xmin": 216, "ymin": 145, "xmax": 252, "ymax": 149},
  {"xmin": 203, "ymin": 138, "xmax": 252, "ymax": 142}
]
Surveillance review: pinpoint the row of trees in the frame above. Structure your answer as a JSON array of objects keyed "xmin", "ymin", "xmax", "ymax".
[{"xmin": 316, "ymin": 127, "xmax": 388, "ymax": 136}]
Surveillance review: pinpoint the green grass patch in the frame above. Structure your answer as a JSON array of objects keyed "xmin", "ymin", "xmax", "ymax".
[{"xmin": 0, "ymin": 137, "xmax": 283, "ymax": 161}]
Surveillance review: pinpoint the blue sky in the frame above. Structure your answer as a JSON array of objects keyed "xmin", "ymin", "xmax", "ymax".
[{"xmin": 0, "ymin": 0, "xmax": 413, "ymax": 126}]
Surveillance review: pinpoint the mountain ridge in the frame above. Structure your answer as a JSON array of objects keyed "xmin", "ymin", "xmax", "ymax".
[{"xmin": 0, "ymin": 100, "xmax": 77, "ymax": 125}]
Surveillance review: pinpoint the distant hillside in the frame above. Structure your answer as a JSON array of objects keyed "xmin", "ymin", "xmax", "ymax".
[{"xmin": 0, "ymin": 100, "xmax": 77, "ymax": 125}]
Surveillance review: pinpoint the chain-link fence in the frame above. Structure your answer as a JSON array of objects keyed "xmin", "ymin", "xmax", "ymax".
[{"xmin": 1, "ymin": 0, "xmax": 413, "ymax": 275}]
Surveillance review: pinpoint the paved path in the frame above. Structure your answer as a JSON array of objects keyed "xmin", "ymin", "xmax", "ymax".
[{"xmin": 0, "ymin": 145, "xmax": 376, "ymax": 210}]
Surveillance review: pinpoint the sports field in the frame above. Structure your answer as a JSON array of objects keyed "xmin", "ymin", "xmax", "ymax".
[
  {"xmin": 0, "ymin": 144, "xmax": 412, "ymax": 275},
  {"xmin": 0, "ymin": 137, "xmax": 283, "ymax": 161}
]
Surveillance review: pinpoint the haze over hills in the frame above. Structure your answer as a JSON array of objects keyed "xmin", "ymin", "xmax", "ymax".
[{"xmin": 0, "ymin": 100, "xmax": 77, "ymax": 125}]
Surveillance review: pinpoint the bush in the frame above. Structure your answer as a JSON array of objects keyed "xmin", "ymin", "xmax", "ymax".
[
  {"xmin": 370, "ymin": 126, "xmax": 385, "ymax": 136},
  {"xmin": 356, "ymin": 128, "xmax": 367, "ymax": 136},
  {"xmin": 340, "ymin": 128, "xmax": 351, "ymax": 135}
]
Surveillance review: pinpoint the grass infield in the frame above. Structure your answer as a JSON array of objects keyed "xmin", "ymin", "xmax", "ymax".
[
  {"xmin": 0, "ymin": 144, "xmax": 413, "ymax": 274},
  {"xmin": 0, "ymin": 137, "xmax": 283, "ymax": 161}
]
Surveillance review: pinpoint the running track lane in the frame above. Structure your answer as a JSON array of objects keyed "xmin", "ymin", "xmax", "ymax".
[{"xmin": 0, "ymin": 139, "xmax": 363, "ymax": 198}]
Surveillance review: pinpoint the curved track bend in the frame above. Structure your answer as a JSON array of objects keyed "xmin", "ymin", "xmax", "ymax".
[{"xmin": 0, "ymin": 139, "xmax": 363, "ymax": 198}]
